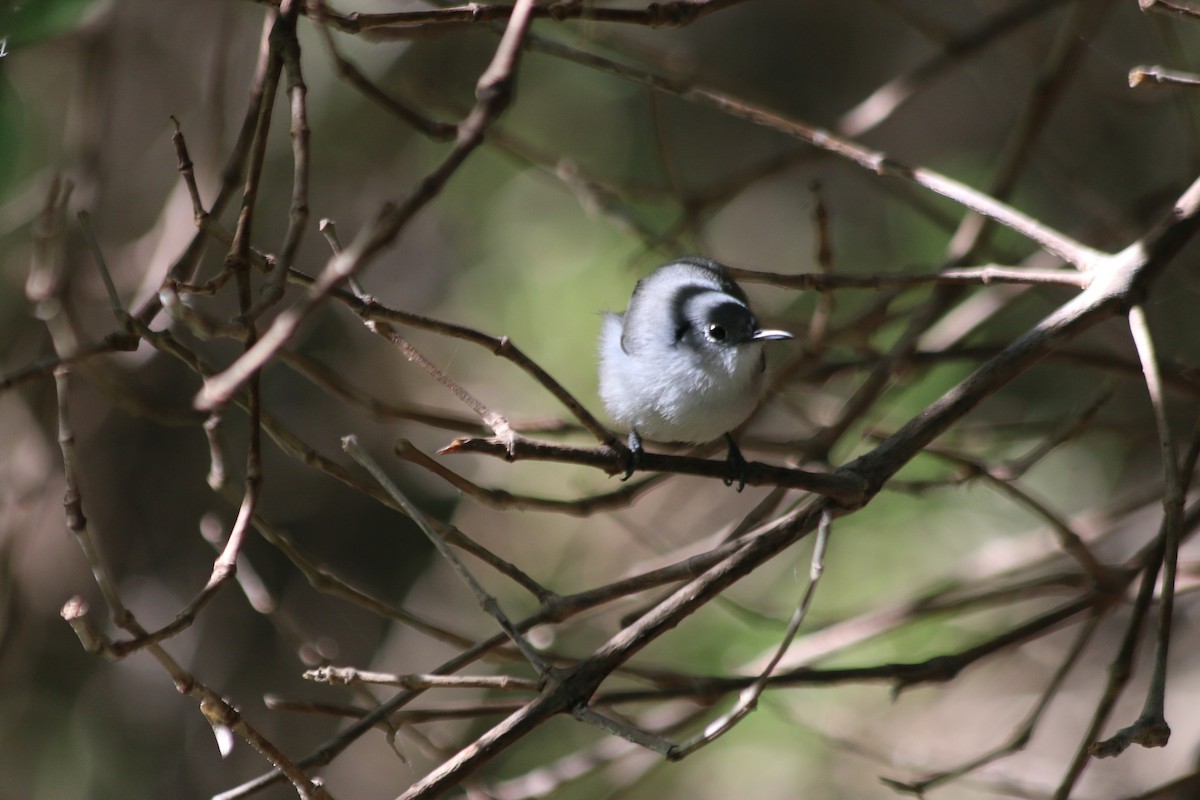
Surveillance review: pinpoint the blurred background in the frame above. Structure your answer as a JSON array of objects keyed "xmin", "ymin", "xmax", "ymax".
[{"xmin": 1, "ymin": 1, "xmax": 1200, "ymax": 798}]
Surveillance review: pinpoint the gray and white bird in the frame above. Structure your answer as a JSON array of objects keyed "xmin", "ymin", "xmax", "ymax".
[{"xmin": 598, "ymin": 257, "xmax": 792, "ymax": 489}]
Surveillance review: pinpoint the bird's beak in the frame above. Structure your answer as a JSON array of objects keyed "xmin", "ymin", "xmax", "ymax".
[{"xmin": 752, "ymin": 329, "xmax": 793, "ymax": 341}]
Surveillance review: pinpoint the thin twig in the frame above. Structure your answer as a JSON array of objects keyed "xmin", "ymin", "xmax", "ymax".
[
  {"xmin": 806, "ymin": 182, "xmax": 836, "ymax": 350},
  {"xmin": 247, "ymin": 3, "xmax": 310, "ymax": 319},
  {"xmin": 342, "ymin": 435, "xmax": 548, "ymax": 673},
  {"xmin": 522, "ymin": 33, "xmax": 1106, "ymax": 270},
  {"xmin": 1089, "ymin": 305, "xmax": 1184, "ymax": 757},
  {"xmin": 1130, "ymin": 65, "xmax": 1200, "ymax": 88},
  {"xmin": 257, "ymin": 0, "xmax": 751, "ymax": 34},
  {"xmin": 668, "ymin": 509, "xmax": 833, "ymax": 759},
  {"xmin": 195, "ymin": 0, "xmax": 541, "ymax": 413},
  {"xmin": 729, "ymin": 264, "xmax": 1091, "ymax": 290},
  {"xmin": 440, "ymin": 432, "xmax": 867, "ymax": 504},
  {"xmin": 395, "ymin": 438, "xmax": 666, "ymax": 515},
  {"xmin": 306, "ymin": 666, "xmax": 539, "ymax": 692},
  {"xmin": 883, "ymin": 616, "xmax": 1100, "ymax": 794},
  {"xmin": 53, "ymin": 366, "xmax": 327, "ymax": 799}
]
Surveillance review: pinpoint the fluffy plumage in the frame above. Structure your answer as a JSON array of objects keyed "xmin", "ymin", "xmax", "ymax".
[{"xmin": 598, "ymin": 257, "xmax": 791, "ymax": 485}]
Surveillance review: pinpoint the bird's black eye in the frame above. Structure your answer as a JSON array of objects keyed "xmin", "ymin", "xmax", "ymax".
[{"xmin": 708, "ymin": 323, "xmax": 727, "ymax": 341}]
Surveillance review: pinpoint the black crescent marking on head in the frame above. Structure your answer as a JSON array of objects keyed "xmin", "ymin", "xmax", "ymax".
[
  {"xmin": 669, "ymin": 283, "xmax": 721, "ymax": 347},
  {"xmin": 670, "ymin": 256, "xmax": 749, "ymax": 305}
]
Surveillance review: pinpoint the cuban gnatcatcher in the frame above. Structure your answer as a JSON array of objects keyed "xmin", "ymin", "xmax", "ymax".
[{"xmin": 598, "ymin": 257, "xmax": 793, "ymax": 490}]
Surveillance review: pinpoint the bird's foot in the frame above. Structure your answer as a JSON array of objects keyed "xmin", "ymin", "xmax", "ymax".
[
  {"xmin": 620, "ymin": 430, "xmax": 644, "ymax": 481},
  {"xmin": 723, "ymin": 433, "xmax": 748, "ymax": 492}
]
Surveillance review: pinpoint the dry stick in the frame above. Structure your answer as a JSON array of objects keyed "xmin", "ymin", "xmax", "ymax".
[
  {"xmin": 571, "ymin": 706, "xmax": 675, "ymax": 756},
  {"xmin": 387, "ymin": 176, "xmax": 1200, "ymax": 800},
  {"xmin": 306, "ymin": 666, "xmax": 539, "ymax": 692},
  {"xmin": 76, "ymin": 202, "xmax": 265, "ymax": 657},
  {"xmin": 91, "ymin": 291, "xmax": 496, "ymax": 655},
  {"xmin": 1139, "ymin": 0, "xmax": 1200, "ymax": 22},
  {"xmin": 26, "ymin": 177, "xmax": 72, "ymax": 316},
  {"xmin": 0, "ymin": 340, "xmax": 131, "ymax": 393},
  {"xmin": 215, "ymin": 484, "xmax": 481, "ymax": 650},
  {"xmin": 200, "ymin": 514, "xmax": 275, "ymax": 616},
  {"xmin": 313, "ymin": 223, "xmax": 593, "ymax": 444},
  {"xmin": 171, "ymin": 115, "xmax": 206, "ymax": 216},
  {"xmin": 859, "ymin": 345, "xmax": 1200, "ymax": 400},
  {"xmin": 838, "ymin": 0, "xmax": 1071, "ymax": 135},
  {"xmin": 883, "ymin": 615, "xmax": 1101, "ymax": 795},
  {"xmin": 131, "ymin": 293, "xmax": 558, "ymax": 616},
  {"xmin": 269, "ymin": 696, "xmax": 527, "ymax": 725},
  {"xmin": 134, "ymin": 13, "xmax": 276, "ymax": 327},
  {"xmin": 316, "ymin": 219, "xmax": 371, "ymax": 299},
  {"xmin": 851, "ymin": 172, "xmax": 1200, "ymax": 495},
  {"xmin": 54, "ymin": 369, "xmax": 126, "ymax": 620},
  {"xmin": 248, "ymin": 3, "xmax": 310, "ymax": 319},
  {"xmin": 483, "ymin": 731, "xmax": 655, "ymax": 800},
  {"xmin": 729, "ymin": 264, "xmax": 1091, "ymax": 290},
  {"xmin": 812, "ymin": 4, "xmax": 1100, "ymax": 460},
  {"xmin": 215, "ymin": 166, "xmax": 1200, "ymax": 800},
  {"xmin": 195, "ymin": 0, "xmax": 539, "ymax": 413},
  {"xmin": 160, "ymin": 283, "xmax": 255, "ymax": 341},
  {"xmin": 280, "ymin": 345, "xmax": 580, "ymax": 436},
  {"xmin": 1130, "ymin": 65, "xmax": 1200, "ymax": 88},
  {"xmin": 370, "ymin": 324, "xmax": 515, "ymax": 443},
  {"xmin": 1055, "ymin": 486, "xmax": 1200, "ymax": 797},
  {"xmin": 53, "ymin": 368, "xmax": 326, "ymax": 798},
  {"xmin": 439, "ymin": 433, "xmax": 865, "ymax": 503},
  {"xmin": 391, "ymin": 515, "xmax": 814, "ymax": 800},
  {"xmin": 806, "ymin": 182, "xmax": 836, "ymax": 350},
  {"xmin": 210, "ymin": 0, "xmax": 285, "ymax": 623},
  {"xmin": 523, "ymin": 34, "xmax": 1105, "ymax": 270},
  {"xmin": 594, "ymin": 592, "xmax": 1096, "ymax": 713},
  {"xmin": 612, "ymin": 489, "xmax": 1200, "ymax": 706},
  {"xmin": 266, "ymin": 0, "xmax": 750, "ymax": 34},
  {"xmin": 214, "ymin": 509, "xmax": 810, "ymax": 799},
  {"xmin": 77, "ymin": 211, "xmax": 123, "ymax": 313},
  {"xmin": 944, "ymin": 0, "xmax": 1105, "ymax": 262},
  {"xmin": 904, "ymin": 442, "xmax": 1114, "ymax": 587},
  {"xmin": 669, "ymin": 510, "xmax": 834, "ymax": 759},
  {"xmin": 203, "ymin": 522, "xmax": 413, "ymax": 761},
  {"xmin": 218, "ymin": 476, "xmax": 1147, "ymax": 800},
  {"xmin": 395, "ymin": 438, "xmax": 667, "ymax": 515},
  {"xmin": 280, "ymin": 351, "xmax": 492, "ymax": 434},
  {"xmin": 225, "ymin": 1, "xmax": 288, "ymax": 270},
  {"xmin": 597, "ymin": 593, "xmax": 1099, "ymax": 707},
  {"xmin": 1090, "ymin": 306, "xmax": 1185, "ymax": 756},
  {"xmin": 998, "ymin": 387, "xmax": 1115, "ymax": 479},
  {"xmin": 1054, "ymin": 549, "xmax": 1163, "ymax": 798},
  {"xmin": 292, "ymin": 274, "xmax": 617, "ymax": 448},
  {"xmin": 342, "ymin": 435, "xmax": 549, "ymax": 673},
  {"xmin": 397, "ymin": 536, "xmax": 1097, "ymax": 800},
  {"xmin": 310, "ymin": 16, "xmax": 456, "ymax": 141}
]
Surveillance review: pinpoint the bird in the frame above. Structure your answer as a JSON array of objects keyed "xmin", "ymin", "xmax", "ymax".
[{"xmin": 598, "ymin": 257, "xmax": 793, "ymax": 490}]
